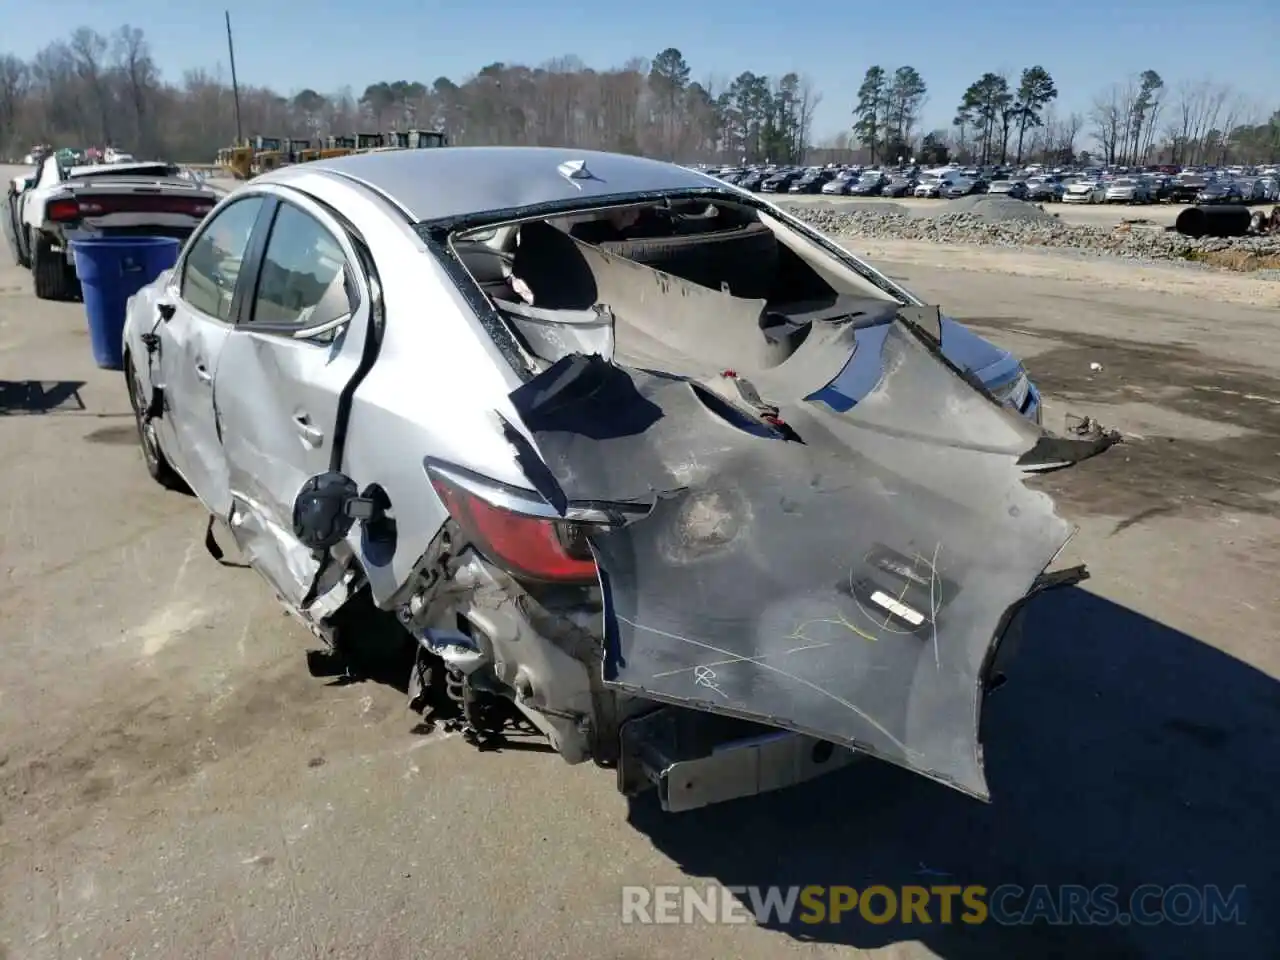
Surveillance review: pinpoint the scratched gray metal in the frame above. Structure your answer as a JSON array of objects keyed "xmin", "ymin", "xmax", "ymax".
[{"xmin": 511, "ymin": 320, "xmax": 1079, "ymax": 800}]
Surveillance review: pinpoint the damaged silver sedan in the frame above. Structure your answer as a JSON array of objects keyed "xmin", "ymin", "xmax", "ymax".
[{"xmin": 121, "ymin": 147, "xmax": 1116, "ymax": 812}]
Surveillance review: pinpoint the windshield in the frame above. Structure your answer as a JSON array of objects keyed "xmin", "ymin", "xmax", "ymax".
[{"xmin": 69, "ymin": 163, "xmax": 180, "ymax": 179}]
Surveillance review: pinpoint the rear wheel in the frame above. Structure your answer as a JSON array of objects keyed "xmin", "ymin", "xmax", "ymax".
[
  {"xmin": 31, "ymin": 232, "xmax": 80, "ymax": 301},
  {"xmin": 125, "ymin": 353, "xmax": 189, "ymax": 493}
]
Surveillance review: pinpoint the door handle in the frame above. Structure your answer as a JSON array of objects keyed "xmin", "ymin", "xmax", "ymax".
[
  {"xmin": 194, "ymin": 361, "xmax": 212, "ymax": 383},
  {"xmin": 292, "ymin": 413, "xmax": 324, "ymax": 446}
]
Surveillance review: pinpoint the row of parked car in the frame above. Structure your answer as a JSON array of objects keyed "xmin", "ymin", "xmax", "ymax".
[{"xmin": 703, "ymin": 164, "xmax": 1280, "ymax": 207}]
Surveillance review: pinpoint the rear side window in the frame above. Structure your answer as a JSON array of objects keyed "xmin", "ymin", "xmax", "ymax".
[
  {"xmin": 180, "ymin": 196, "xmax": 265, "ymax": 320},
  {"xmin": 247, "ymin": 202, "xmax": 354, "ymax": 332}
]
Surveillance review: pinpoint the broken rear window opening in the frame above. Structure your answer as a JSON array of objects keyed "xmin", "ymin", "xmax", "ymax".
[
  {"xmin": 438, "ymin": 193, "xmax": 919, "ymax": 378},
  {"xmin": 403, "ymin": 183, "xmax": 1118, "ymax": 803}
]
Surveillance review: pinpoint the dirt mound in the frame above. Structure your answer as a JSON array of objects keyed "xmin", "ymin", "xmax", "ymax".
[{"xmin": 933, "ymin": 194, "xmax": 1058, "ymax": 223}]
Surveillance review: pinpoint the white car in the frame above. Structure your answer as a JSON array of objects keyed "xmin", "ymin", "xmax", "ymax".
[
  {"xmin": 9, "ymin": 154, "xmax": 220, "ymax": 299},
  {"xmin": 1062, "ymin": 180, "xmax": 1106, "ymax": 204},
  {"xmin": 914, "ymin": 177, "xmax": 943, "ymax": 197}
]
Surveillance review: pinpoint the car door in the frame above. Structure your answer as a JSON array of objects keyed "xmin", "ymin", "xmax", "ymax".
[
  {"xmin": 152, "ymin": 194, "xmax": 269, "ymax": 515},
  {"xmin": 212, "ymin": 191, "xmax": 371, "ymax": 609}
]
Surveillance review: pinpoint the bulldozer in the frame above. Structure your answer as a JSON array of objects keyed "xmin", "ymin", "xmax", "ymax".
[
  {"xmin": 387, "ymin": 129, "xmax": 449, "ymax": 149},
  {"xmin": 249, "ymin": 136, "xmax": 287, "ymax": 175},
  {"xmin": 216, "ymin": 135, "xmax": 289, "ymax": 179},
  {"xmin": 216, "ymin": 142, "xmax": 255, "ymax": 180},
  {"xmin": 318, "ymin": 135, "xmax": 357, "ymax": 160},
  {"xmin": 287, "ymin": 138, "xmax": 318, "ymax": 164}
]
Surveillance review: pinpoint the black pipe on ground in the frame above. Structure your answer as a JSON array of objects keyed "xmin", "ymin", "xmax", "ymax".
[{"xmin": 1175, "ymin": 204, "xmax": 1253, "ymax": 239}]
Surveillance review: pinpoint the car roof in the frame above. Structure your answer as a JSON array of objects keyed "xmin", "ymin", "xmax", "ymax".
[{"xmin": 260, "ymin": 146, "xmax": 725, "ymax": 222}]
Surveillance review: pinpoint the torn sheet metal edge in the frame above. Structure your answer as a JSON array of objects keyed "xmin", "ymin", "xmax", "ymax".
[
  {"xmin": 509, "ymin": 323, "xmax": 1090, "ymax": 803},
  {"xmin": 419, "ymin": 627, "xmax": 488, "ymax": 674},
  {"xmin": 493, "ymin": 297, "xmax": 616, "ymax": 364},
  {"xmin": 895, "ymin": 303, "xmax": 942, "ymax": 344},
  {"xmin": 226, "ymin": 492, "xmax": 322, "ymax": 609}
]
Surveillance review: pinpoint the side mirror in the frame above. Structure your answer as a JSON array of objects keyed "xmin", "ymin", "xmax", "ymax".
[{"xmin": 292, "ymin": 471, "xmax": 380, "ymax": 551}]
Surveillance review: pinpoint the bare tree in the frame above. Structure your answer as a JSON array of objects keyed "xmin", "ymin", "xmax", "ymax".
[
  {"xmin": 796, "ymin": 75, "xmax": 822, "ymax": 163},
  {"xmin": 68, "ymin": 28, "xmax": 112, "ymax": 144},
  {"xmin": 0, "ymin": 54, "xmax": 29, "ymax": 146},
  {"xmin": 1062, "ymin": 111, "xmax": 1083, "ymax": 159},
  {"xmin": 112, "ymin": 26, "xmax": 157, "ymax": 154},
  {"xmin": 1090, "ymin": 84, "xmax": 1123, "ymax": 164}
]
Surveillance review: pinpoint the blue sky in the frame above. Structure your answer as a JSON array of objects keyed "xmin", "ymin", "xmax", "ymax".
[{"xmin": 3, "ymin": 0, "xmax": 1277, "ymax": 143}]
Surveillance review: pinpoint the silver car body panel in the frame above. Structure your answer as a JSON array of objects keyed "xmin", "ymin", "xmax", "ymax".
[
  {"xmin": 120, "ymin": 147, "xmax": 1113, "ymax": 802},
  {"xmin": 125, "ymin": 168, "xmax": 537, "ymax": 610}
]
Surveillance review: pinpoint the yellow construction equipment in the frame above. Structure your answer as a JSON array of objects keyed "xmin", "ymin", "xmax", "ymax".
[
  {"xmin": 216, "ymin": 143, "xmax": 255, "ymax": 180},
  {"xmin": 287, "ymin": 138, "xmax": 313, "ymax": 163},
  {"xmin": 387, "ymin": 129, "xmax": 450, "ymax": 149},
  {"xmin": 411, "ymin": 129, "xmax": 449, "ymax": 148},
  {"xmin": 217, "ymin": 128, "xmax": 450, "ymax": 178},
  {"xmin": 249, "ymin": 136, "xmax": 286, "ymax": 175},
  {"xmin": 317, "ymin": 135, "xmax": 356, "ymax": 160}
]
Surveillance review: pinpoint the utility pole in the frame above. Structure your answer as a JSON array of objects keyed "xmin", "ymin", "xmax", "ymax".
[{"xmin": 225, "ymin": 11, "xmax": 244, "ymax": 145}]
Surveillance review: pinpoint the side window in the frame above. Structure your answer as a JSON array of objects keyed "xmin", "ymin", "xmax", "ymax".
[
  {"xmin": 179, "ymin": 196, "xmax": 265, "ymax": 321},
  {"xmin": 248, "ymin": 203, "xmax": 354, "ymax": 335}
]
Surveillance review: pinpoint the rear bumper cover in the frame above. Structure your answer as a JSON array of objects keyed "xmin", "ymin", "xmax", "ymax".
[{"xmin": 500, "ymin": 288, "xmax": 1116, "ymax": 801}]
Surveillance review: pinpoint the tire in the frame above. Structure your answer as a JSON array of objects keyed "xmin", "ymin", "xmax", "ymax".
[
  {"xmin": 31, "ymin": 232, "xmax": 80, "ymax": 301},
  {"xmin": 596, "ymin": 221, "xmax": 779, "ymax": 300},
  {"xmin": 125, "ymin": 353, "xmax": 189, "ymax": 493}
]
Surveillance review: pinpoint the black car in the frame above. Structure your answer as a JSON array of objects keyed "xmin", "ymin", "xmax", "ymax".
[
  {"xmin": 881, "ymin": 176, "xmax": 917, "ymax": 198},
  {"xmin": 760, "ymin": 170, "xmax": 804, "ymax": 193},
  {"xmin": 736, "ymin": 171, "xmax": 768, "ymax": 192},
  {"xmin": 1236, "ymin": 178, "xmax": 1268, "ymax": 204},
  {"xmin": 986, "ymin": 180, "xmax": 1029, "ymax": 200},
  {"xmin": 1025, "ymin": 178, "xmax": 1064, "ymax": 201},
  {"xmin": 940, "ymin": 178, "xmax": 985, "ymax": 199},
  {"xmin": 1146, "ymin": 176, "xmax": 1175, "ymax": 201},
  {"xmin": 847, "ymin": 174, "xmax": 888, "ymax": 197},
  {"xmin": 1168, "ymin": 176, "xmax": 1208, "ymax": 204},
  {"xmin": 788, "ymin": 170, "xmax": 836, "ymax": 194},
  {"xmin": 1195, "ymin": 181, "xmax": 1243, "ymax": 205}
]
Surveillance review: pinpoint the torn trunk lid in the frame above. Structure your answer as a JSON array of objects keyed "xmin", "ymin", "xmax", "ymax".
[{"xmin": 503, "ymin": 312, "xmax": 1116, "ymax": 801}]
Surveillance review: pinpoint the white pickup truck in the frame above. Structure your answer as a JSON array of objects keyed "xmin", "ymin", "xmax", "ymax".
[{"xmin": 4, "ymin": 155, "xmax": 220, "ymax": 300}]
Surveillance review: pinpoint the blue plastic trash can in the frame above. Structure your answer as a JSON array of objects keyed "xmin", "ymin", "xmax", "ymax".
[{"xmin": 71, "ymin": 236, "xmax": 181, "ymax": 370}]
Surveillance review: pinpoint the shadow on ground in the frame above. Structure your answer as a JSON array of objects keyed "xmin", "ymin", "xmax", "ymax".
[
  {"xmin": 957, "ymin": 321, "xmax": 1280, "ymax": 520},
  {"xmin": 0, "ymin": 379, "xmax": 85, "ymax": 414},
  {"xmin": 628, "ymin": 587, "xmax": 1279, "ymax": 960}
]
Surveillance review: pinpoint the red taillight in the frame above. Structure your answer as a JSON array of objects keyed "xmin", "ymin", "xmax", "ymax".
[
  {"xmin": 430, "ymin": 475, "xmax": 599, "ymax": 583},
  {"xmin": 47, "ymin": 199, "xmax": 80, "ymax": 221},
  {"xmin": 49, "ymin": 195, "xmax": 214, "ymax": 220}
]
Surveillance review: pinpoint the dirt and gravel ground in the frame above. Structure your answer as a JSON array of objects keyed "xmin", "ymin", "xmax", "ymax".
[
  {"xmin": 779, "ymin": 194, "xmax": 1190, "ymax": 229},
  {"xmin": 1, "ymin": 167, "xmax": 1278, "ymax": 959}
]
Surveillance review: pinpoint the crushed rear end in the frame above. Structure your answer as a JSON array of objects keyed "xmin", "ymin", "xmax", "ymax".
[{"xmin": 426, "ymin": 199, "xmax": 1118, "ymax": 808}]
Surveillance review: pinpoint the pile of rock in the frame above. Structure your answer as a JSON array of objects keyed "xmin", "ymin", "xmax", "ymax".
[{"xmin": 785, "ymin": 200, "xmax": 1280, "ymax": 266}]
